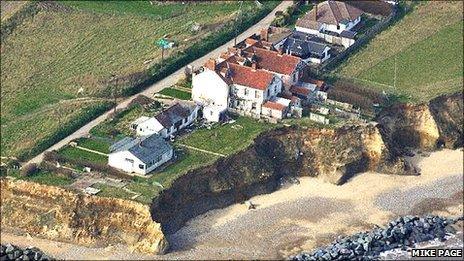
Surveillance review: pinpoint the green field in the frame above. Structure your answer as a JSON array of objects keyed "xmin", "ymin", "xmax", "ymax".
[
  {"xmin": 58, "ymin": 146, "xmax": 108, "ymax": 165},
  {"xmin": 177, "ymin": 116, "xmax": 276, "ymax": 156},
  {"xmin": 335, "ymin": 1, "xmax": 463, "ymax": 102},
  {"xmin": 158, "ymin": 87, "xmax": 192, "ymax": 100},
  {"xmin": 1, "ymin": 0, "xmax": 277, "ymax": 159},
  {"xmin": 76, "ymin": 137, "xmax": 111, "ymax": 154}
]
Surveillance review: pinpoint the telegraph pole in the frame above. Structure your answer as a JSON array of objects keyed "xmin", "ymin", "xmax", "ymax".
[{"xmin": 234, "ymin": 1, "xmax": 243, "ymax": 47}]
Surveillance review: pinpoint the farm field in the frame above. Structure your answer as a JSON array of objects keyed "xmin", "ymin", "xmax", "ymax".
[
  {"xmin": 1, "ymin": 0, "xmax": 278, "ymax": 159},
  {"xmin": 0, "ymin": 1, "xmax": 28, "ymax": 22},
  {"xmin": 335, "ymin": 1, "xmax": 463, "ymax": 102}
]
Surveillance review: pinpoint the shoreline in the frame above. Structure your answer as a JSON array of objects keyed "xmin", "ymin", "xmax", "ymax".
[{"xmin": 1, "ymin": 148, "xmax": 463, "ymax": 260}]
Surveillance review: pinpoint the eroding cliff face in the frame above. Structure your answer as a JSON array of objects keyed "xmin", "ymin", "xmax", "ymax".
[
  {"xmin": 376, "ymin": 103, "xmax": 440, "ymax": 154},
  {"xmin": 0, "ymin": 179, "xmax": 168, "ymax": 255},
  {"xmin": 429, "ymin": 92, "xmax": 463, "ymax": 148},
  {"xmin": 151, "ymin": 124, "xmax": 412, "ymax": 233}
]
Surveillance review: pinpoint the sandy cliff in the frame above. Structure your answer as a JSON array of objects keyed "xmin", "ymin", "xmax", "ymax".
[{"xmin": 0, "ymin": 179, "xmax": 168, "ymax": 255}]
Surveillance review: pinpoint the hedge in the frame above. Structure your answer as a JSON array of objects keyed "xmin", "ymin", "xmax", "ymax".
[{"xmin": 17, "ymin": 102, "xmax": 115, "ymax": 161}]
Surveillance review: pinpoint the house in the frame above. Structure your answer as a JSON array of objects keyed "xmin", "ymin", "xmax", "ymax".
[
  {"xmin": 132, "ymin": 102, "xmax": 199, "ymax": 137},
  {"xmin": 192, "ymin": 61, "xmax": 230, "ymax": 122},
  {"xmin": 108, "ymin": 134, "xmax": 173, "ymax": 175},
  {"xmin": 295, "ymin": 0, "xmax": 364, "ymax": 47},
  {"xmin": 221, "ymin": 42, "xmax": 306, "ymax": 88},
  {"xmin": 192, "ymin": 59, "xmax": 284, "ymax": 120},
  {"xmin": 280, "ymin": 31, "xmax": 331, "ymax": 64}
]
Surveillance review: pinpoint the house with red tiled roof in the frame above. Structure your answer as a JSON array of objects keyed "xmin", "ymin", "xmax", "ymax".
[
  {"xmin": 295, "ymin": 0, "xmax": 364, "ymax": 47},
  {"xmin": 220, "ymin": 42, "xmax": 306, "ymax": 89},
  {"xmin": 192, "ymin": 58, "xmax": 284, "ymax": 121}
]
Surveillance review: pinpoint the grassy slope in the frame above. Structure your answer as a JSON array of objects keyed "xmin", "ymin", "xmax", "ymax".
[
  {"xmin": 1, "ymin": 1, "xmax": 269, "ymax": 158},
  {"xmin": 335, "ymin": 1, "xmax": 463, "ymax": 102}
]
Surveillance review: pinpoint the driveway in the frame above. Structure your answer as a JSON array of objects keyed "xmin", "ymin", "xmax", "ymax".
[{"xmin": 27, "ymin": 1, "xmax": 293, "ymax": 164}]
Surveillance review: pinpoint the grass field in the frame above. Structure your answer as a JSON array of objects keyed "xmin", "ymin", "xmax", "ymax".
[
  {"xmin": 177, "ymin": 116, "xmax": 276, "ymax": 156},
  {"xmin": 158, "ymin": 87, "xmax": 192, "ymax": 100},
  {"xmin": 0, "ymin": 1, "xmax": 29, "ymax": 22},
  {"xmin": 76, "ymin": 137, "xmax": 111, "ymax": 154},
  {"xmin": 58, "ymin": 146, "xmax": 108, "ymax": 165},
  {"xmin": 1, "ymin": 0, "xmax": 276, "ymax": 159},
  {"xmin": 335, "ymin": 1, "xmax": 463, "ymax": 102}
]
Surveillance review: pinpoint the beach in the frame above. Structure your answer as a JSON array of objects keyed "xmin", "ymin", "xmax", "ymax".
[{"xmin": 1, "ymin": 148, "xmax": 463, "ymax": 260}]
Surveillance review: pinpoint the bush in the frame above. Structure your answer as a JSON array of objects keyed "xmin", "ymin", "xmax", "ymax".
[
  {"xmin": 40, "ymin": 161, "xmax": 75, "ymax": 179},
  {"xmin": 20, "ymin": 163, "xmax": 39, "ymax": 177}
]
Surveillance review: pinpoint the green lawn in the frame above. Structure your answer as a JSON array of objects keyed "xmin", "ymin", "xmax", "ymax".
[
  {"xmin": 1, "ymin": 0, "xmax": 277, "ymax": 159},
  {"xmin": 76, "ymin": 137, "xmax": 111, "ymax": 154},
  {"xmin": 335, "ymin": 1, "xmax": 463, "ymax": 102},
  {"xmin": 177, "ymin": 116, "xmax": 276, "ymax": 156},
  {"xmin": 58, "ymin": 146, "xmax": 108, "ymax": 165},
  {"xmin": 158, "ymin": 87, "xmax": 192, "ymax": 100}
]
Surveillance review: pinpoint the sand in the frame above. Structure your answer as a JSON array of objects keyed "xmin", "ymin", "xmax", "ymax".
[{"xmin": 2, "ymin": 149, "xmax": 463, "ymax": 260}]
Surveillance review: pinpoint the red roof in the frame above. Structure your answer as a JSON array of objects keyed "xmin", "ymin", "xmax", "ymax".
[
  {"xmin": 243, "ymin": 46, "xmax": 301, "ymax": 76},
  {"xmin": 217, "ymin": 62, "xmax": 274, "ymax": 91},
  {"xmin": 262, "ymin": 101, "xmax": 287, "ymax": 111},
  {"xmin": 290, "ymin": 86, "xmax": 312, "ymax": 96}
]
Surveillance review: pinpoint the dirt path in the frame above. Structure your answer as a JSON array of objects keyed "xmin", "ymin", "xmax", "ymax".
[
  {"xmin": 6, "ymin": 149, "xmax": 463, "ymax": 260},
  {"xmin": 26, "ymin": 1, "xmax": 293, "ymax": 165}
]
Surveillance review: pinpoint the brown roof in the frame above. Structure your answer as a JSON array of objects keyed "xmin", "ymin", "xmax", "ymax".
[
  {"xmin": 216, "ymin": 62, "xmax": 274, "ymax": 91},
  {"xmin": 296, "ymin": 0, "xmax": 364, "ymax": 29},
  {"xmin": 262, "ymin": 101, "xmax": 287, "ymax": 111},
  {"xmin": 155, "ymin": 103, "xmax": 194, "ymax": 129},
  {"xmin": 290, "ymin": 86, "xmax": 312, "ymax": 97},
  {"xmin": 242, "ymin": 46, "xmax": 301, "ymax": 76}
]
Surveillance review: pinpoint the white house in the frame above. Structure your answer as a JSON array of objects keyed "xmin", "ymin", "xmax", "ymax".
[
  {"xmin": 108, "ymin": 134, "xmax": 173, "ymax": 175},
  {"xmin": 132, "ymin": 102, "xmax": 199, "ymax": 137},
  {"xmin": 295, "ymin": 1, "xmax": 364, "ymax": 48},
  {"xmin": 192, "ymin": 62, "xmax": 230, "ymax": 122}
]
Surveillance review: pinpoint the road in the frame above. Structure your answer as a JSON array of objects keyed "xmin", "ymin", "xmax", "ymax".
[{"xmin": 27, "ymin": 1, "xmax": 292, "ymax": 164}]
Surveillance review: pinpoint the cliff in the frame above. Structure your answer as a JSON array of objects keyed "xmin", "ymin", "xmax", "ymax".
[
  {"xmin": 0, "ymin": 179, "xmax": 168, "ymax": 255},
  {"xmin": 152, "ymin": 92, "xmax": 463, "ymax": 234},
  {"xmin": 152, "ymin": 124, "xmax": 414, "ymax": 233}
]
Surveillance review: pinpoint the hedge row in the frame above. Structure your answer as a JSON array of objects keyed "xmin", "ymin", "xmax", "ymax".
[
  {"xmin": 43, "ymin": 151, "xmax": 133, "ymax": 181},
  {"xmin": 17, "ymin": 102, "xmax": 115, "ymax": 161}
]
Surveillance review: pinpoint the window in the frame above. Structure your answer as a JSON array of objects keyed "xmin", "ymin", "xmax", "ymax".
[
  {"xmin": 337, "ymin": 24, "xmax": 340, "ymax": 30},
  {"xmin": 125, "ymin": 158, "xmax": 134, "ymax": 163},
  {"xmin": 255, "ymin": 90, "xmax": 260, "ymax": 98},
  {"xmin": 293, "ymin": 73, "xmax": 297, "ymax": 82},
  {"xmin": 139, "ymin": 164, "xmax": 144, "ymax": 169},
  {"xmin": 244, "ymin": 88, "xmax": 249, "ymax": 96}
]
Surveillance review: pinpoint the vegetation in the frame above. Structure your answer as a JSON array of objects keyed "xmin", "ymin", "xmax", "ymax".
[
  {"xmin": 334, "ymin": 1, "xmax": 463, "ymax": 102},
  {"xmin": 20, "ymin": 163, "xmax": 38, "ymax": 177},
  {"xmin": 23, "ymin": 170, "xmax": 74, "ymax": 187},
  {"xmin": 76, "ymin": 137, "xmax": 111, "ymax": 154},
  {"xmin": 1, "ymin": 0, "xmax": 279, "ymax": 159},
  {"xmin": 58, "ymin": 146, "xmax": 108, "ymax": 165},
  {"xmin": 177, "ymin": 116, "xmax": 276, "ymax": 156},
  {"xmin": 158, "ymin": 87, "xmax": 192, "ymax": 100}
]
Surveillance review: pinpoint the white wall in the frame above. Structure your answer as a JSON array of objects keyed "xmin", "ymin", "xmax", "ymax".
[
  {"xmin": 192, "ymin": 70, "xmax": 229, "ymax": 110},
  {"xmin": 108, "ymin": 149, "xmax": 173, "ymax": 175},
  {"xmin": 137, "ymin": 118, "xmax": 165, "ymax": 137}
]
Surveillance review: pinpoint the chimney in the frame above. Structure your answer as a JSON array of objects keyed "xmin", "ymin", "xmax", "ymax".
[
  {"xmin": 260, "ymin": 28, "xmax": 269, "ymax": 42},
  {"xmin": 251, "ymin": 62, "xmax": 257, "ymax": 70},
  {"xmin": 278, "ymin": 47, "xmax": 284, "ymax": 55},
  {"xmin": 205, "ymin": 58, "xmax": 216, "ymax": 71}
]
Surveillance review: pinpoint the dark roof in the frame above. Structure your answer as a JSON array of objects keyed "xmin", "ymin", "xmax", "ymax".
[
  {"xmin": 155, "ymin": 103, "xmax": 196, "ymax": 129},
  {"xmin": 340, "ymin": 30, "xmax": 357, "ymax": 39},
  {"xmin": 283, "ymin": 32, "xmax": 329, "ymax": 58},
  {"xmin": 110, "ymin": 134, "xmax": 172, "ymax": 164}
]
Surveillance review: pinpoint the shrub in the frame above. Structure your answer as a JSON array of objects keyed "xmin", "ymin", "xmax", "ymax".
[
  {"xmin": 20, "ymin": 163, "xmax": 39, "ymax": 177},
  {"xmin": 39, "ymin": 161, "xmax": 75, "ymax": 179}
]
